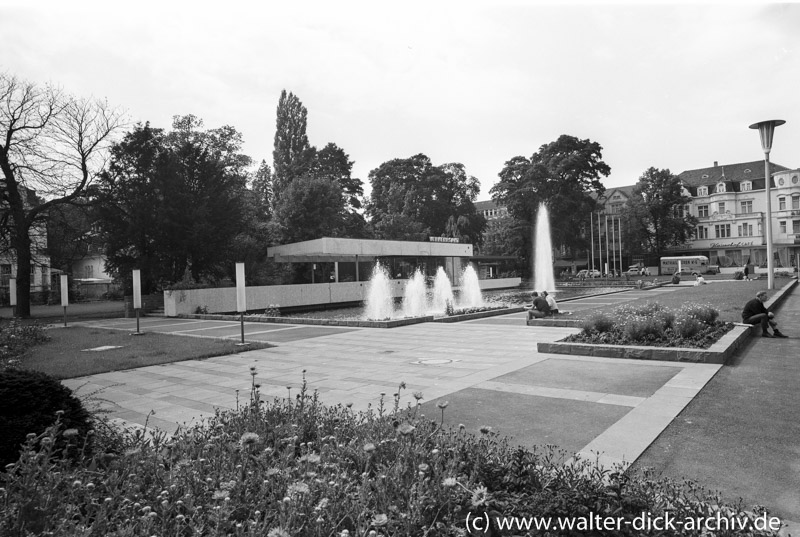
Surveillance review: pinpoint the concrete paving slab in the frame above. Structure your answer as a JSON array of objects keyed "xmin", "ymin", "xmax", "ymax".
[
  {"xmin": 422, "ymin": 387, "xmax": 632, "ymax": 455},
  {"xmin": 494, "ymin": 358, "xmax": 682, "ymax": 398}
]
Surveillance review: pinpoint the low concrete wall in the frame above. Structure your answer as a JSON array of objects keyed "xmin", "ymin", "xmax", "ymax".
[
  {"xmin": 163, "ymin": 277, "xmax": 523, "ymax": 317},
  {"xmin": 537, "ymin": 324, "xmax": 752, "ymax": 365}
]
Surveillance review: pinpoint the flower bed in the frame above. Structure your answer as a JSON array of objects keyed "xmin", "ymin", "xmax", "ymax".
[
  {"xmin": 564, "ymin": 302, "xmax": 733, "ymax": 349},
  {"xmin": 0, "ymin": 372, "xmax": 783, "ymax": 536}
]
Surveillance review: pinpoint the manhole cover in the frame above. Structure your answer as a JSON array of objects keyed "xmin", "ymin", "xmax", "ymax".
[
  {"xmin": 412, "ymin": 359, "xmax": 456, "ymax": 365},
  {"xmin": 82, "ymin": 346, "xmax": 124, "ymax": 352}
]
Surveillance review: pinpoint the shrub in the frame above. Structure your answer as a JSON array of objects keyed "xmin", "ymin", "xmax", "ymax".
[
  {"xmin": 0, "ymin": 373, "xmax": 782, "ymax": 536},
  {"xmin": 622, "ymin": 316, "xmax": 668, "ymax": 342},
  {"xmin": 581, "ymin": 312, "xmax": 615, "ymax": 334},
  {"xmin": 675, "ymin": 316, "xmax": 706, "ymax": 339},
  {"xmin": 264, "ymin": 304, "xmax": 282, "ymax": 317},
  {"xmin": 0, "ymin": 369, "xmax": 93, "ymax": 466}
]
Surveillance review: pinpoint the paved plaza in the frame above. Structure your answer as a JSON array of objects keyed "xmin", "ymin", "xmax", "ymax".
[
  {"xmin": 63, "ymin": 285, "xmax": 709, "ymax": 471},
  {"xmin": 59, "ymin": 283, "xmax": 800, "ymax": 530}
]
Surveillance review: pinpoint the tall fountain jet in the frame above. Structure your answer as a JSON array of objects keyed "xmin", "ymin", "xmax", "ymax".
[
  {"xmin": 364, "ymin": 263, "xmax": 394, "ymax": 320},
  {"xmin": 533, "ymin": 202, "xmax": 556, "ymax": 292}
]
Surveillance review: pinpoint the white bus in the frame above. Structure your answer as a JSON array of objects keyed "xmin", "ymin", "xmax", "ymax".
[{"xmin": 660, "ymin": 256, "xmax": 719, "ymax": 275}]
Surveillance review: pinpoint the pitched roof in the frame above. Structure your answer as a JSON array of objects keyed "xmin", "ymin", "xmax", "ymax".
[
  {"xmin": 474, "ymin": 199, "xmax": 502, "ymax": 211},
  {"xmin": 677, "ymin": 160, "xmax": 790, "ymax": 187}
]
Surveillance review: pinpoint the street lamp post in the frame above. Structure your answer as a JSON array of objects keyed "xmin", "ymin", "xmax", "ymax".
[{"xmin": 749, "ymin": 119, "xmax": 785, "ymax": 290}]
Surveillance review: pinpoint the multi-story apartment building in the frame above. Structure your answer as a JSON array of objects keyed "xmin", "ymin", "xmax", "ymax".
[
  {"xmin": 671, "ymin": 160, "xmax": 796, "ymax": 269},
  {"xmin": 475, "ymin": 200, "xmax": 510, "ymax": 221}
]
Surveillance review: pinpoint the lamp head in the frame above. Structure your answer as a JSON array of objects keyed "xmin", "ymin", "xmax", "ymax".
[{"xmin": 749, "ymin": 119, "xmax": 786, "ymax": 154}]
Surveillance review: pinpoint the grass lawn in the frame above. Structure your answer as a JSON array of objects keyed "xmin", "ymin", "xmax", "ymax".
[
  {"xmin": 564, "ymin": 276, "xmax": 795, "ymax": 323},
  {"xmin": 18, "ymin": 326, "xmax": 271, "ymax": 379}
]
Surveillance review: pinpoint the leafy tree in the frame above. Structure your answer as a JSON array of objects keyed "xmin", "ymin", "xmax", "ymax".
[
  {"xmin": 314, "ymin": 142, "xmax": 364, "ymax": 211},
  {"xmin": 490, "ymin": 135, "xmax": 609, "ymax": 275},
  {"xmin": 621, "ymin": 167, "xmax": 698, "ymax": 271},
  {"xmin": 479, "ymin": 216, "xmax": 527, "ymax": 258},
  {"xmin": 270, "ymin": 175, "xmax": 347, "ymax": 244},
  {"xmin": 251, "ymin": 160, "xmax": 274, "ymax": 220},
  {"xmin": 367, "ymin": 155, "xmax": 484, "ymax": 242},
  {"xmin": 94, "ymin": 120, "xmax": 248, "ymax": 292},
  {"xmin": 0, "ymin": 73, "xmax": 123, "ymax": 317},
  {"xmin": 371, "ymin": 213, "xmax": 429, "ymax": 242},
  {"xmin": 272, "ymin": 90, "xmax": 315, "ymax": 199},
  {"xmin": 45, "ymin": 201, "xmax": 96, "ymax": 272}
]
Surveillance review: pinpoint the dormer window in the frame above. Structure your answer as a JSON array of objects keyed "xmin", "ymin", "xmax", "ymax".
[
  {"xmin": 697, "ymin": 186, "xmax": 708, "ymax": 196},
  {"xmin": 717, "ymin": 182, "xmax": 726, "ymax": 193},
  {"xmin": 740, "ymin": 181, "xmax": 752, "ymax": 192},
  {"xmin": 744, "ymin": 169, "xmax": 752, "ymax": 174}
]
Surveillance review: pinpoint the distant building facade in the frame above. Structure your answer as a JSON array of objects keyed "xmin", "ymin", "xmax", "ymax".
[
  {"xmin": 0, "ymin": 187, "xmax": 52, "ymax": 303},
  {"xmin": 476, "ymin": 159, "xmax": 800, "ymax": 276}
]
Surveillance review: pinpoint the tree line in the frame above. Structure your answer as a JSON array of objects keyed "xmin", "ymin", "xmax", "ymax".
[{"xmin": 2, "ymin": 73, "xmax": 695, "ymax": 317}]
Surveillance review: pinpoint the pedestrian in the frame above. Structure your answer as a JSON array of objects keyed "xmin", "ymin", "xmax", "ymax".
[
  {"xmin": 694, "ymin": 274, "xmax": 707, "ymax": 286},
  {"xmin": 743, "ymin": 265, "xmax": 750, "ymax": 281},
  {"xmin": 542, "ymin": 290, "xmax": 559, "ymax": 314},
  {"xmin": 742, "ymin": 291, "xmax": 787, "ymax": 338},
  {"xmin": 525, "ymin": 291, "xmax": 551, "ymax": 320}
]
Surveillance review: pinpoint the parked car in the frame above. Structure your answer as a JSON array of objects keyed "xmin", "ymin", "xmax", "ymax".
[
  {"xmin": 576, "ymin": 269, "xmax": 601, "ymax": 278},
  {"xmin": 624, "ymin": 265, "xmax": 648, "ymax": 276}
]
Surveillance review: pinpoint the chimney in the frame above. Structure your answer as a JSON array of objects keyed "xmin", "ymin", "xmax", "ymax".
[{"xmin": 713, "ymin": 161, "xmax": 718, "ymax": 167}]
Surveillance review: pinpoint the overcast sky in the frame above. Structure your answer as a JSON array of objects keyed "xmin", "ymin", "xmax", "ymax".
[{"xmin": 3, "ymin": 1, "xmax": 799, "ymax": 200}]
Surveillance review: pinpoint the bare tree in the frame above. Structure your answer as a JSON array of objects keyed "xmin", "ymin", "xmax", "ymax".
[{"xmin": 0, "ymin": 73, "xmax": 124, "ymax": 317}]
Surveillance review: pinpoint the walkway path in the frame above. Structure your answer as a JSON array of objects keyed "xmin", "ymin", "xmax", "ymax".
[{"xmin": 633, "ymin": 285, "xmax": 800, "ymax": 527}]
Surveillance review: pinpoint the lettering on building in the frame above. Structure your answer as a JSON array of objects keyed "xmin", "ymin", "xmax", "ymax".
[
  {"xmin": 429, "ymin": 236, "xmax": 460, "ymax": 243},
  {"xmin": 709, "ymin": 241, "xmax": 755, "ymax": 248}
]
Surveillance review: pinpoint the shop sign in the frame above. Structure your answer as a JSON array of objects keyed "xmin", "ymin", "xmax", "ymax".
[
  {"xmin": 709, "ymin": 241, "xmax": 755, "ymax": 248},
  {"xmin": 429, "ymin": 236, "xmax": 459, "ymax": 243}
]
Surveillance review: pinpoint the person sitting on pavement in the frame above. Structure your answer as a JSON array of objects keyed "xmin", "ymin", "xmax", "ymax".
[
  {"xmin": 542, "ymin": 290, "xmax": 559, "ymax": 314},
  {"xmin": 742, "ymin": 290, "xmax": 787, "ymax": 338},
  {"xmin": 694, "ymin": 275, "xmax": 707, "ymax": 286},
  {"xmin": 525, "ymin": 291, "xmax": 551, "ymax": 320}
]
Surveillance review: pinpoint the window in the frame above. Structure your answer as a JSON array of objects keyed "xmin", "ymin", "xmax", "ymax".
[
  {"xmin": 714, "ymin": 224, "xmax": 731, "ymax": 238},
  {"xmin": 779, "ymin": 197, "xmax": 786, "ymax": 210},
  {"xmin": 717, "ymin": 182, "xmax": 726, "ymax": 193},
  {"xmin": 717, "ymin": 202, "xmax": 726, "ymax": 214},
  {"xmin": 697, "ymin": 226, "xmax": 708, "ymax": 239},
  {"xmin": 779, "ymin": 221, "xmax": 787, "ymax": 233},
  {"xmin": 740, "ymin": 200, "xmax": 753, "ymax": 214},
  {"xmin": 698, "ymin": 205, "xmax": 709, "ymax": 218},
  {"xmin": 794, "ymin": 221, "xmax": 800, "ymax": 234},
  {"xmin": 84, "ymin": 265, "xmax": 94, "ymax": 279},
  {"xmin": 741, "ymin": 181, "xmax": 752, "ymax": 191},
  {"xmin": 738, "ymin": 223, "xmax": 753, "ymax": 237},
  {"xmin": 697, "ymin": 186, "xmax": 708, "ymax": 196},
  {"xmin": 793, "ymin": 195, "xmax": 800, "ymax": 210},
  {"xmin": 725, "ymin": 250, "xmax": 743, "ymax": 267}
]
